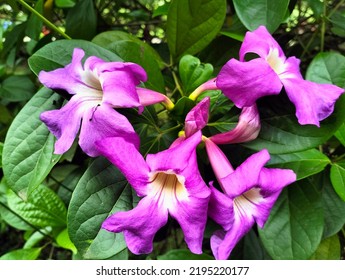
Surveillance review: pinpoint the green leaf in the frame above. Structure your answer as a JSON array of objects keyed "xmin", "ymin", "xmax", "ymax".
[
  {"xmin": 166, "ymin": 0, "xmax": 227, "ymax": 60},
  {"xmin": 2, "ymin": 88, "xmax": 62, "ymax": 197},
  {"xmin": 310, "ymin": 235, "xmax": 341, "ymax": 260},
  {"xmin": 7, "ymin": 185, "xmax": 67, "ymax": 228},
  {"xmin": 319, "ymin": 172, "xmax": 345, "ymax": 238},
  {"xmin": 233, "ymin": 0, "xmax": 289, "ymax": 33},
  {"xmin": 0, "ymin": 142, "xmax": 3, "ymax": 168},
  {"xmin": 92, "ymin": 31, "xmax": 165, "ymax": 92},
  {"xmin": 157, "ymin": 249, "xmax": 214, "ymax": 260},
  {"xmin": 24, "ymin": 229, "xmax": 50, "ymax": 249},
  {"xmin": 244, "ymin": 94, "xmax": 345, "ymax": 154},
  {"xmin": 335, "ymin": 123, "xmax": 345, "ymax": 146},
  {"xmin": 56, "ymin": 228, "xmax": 77, "ymax": 254},
  {"xmin": 259, "ymin": 178, "xmax": 324, "ymax": 260},
  {"xmin": 267, "ymin": 149, "xmax": 330, "ymax": 180},
  {"xmin": 0, "ymin": 75, "xmax": 36, "ymax": 102},
  {"xmin": 0, "ymin": 248, "xmax": 42, "ymax": 260},
  {"xmin": 170, "ymin": 96, "xmax": 196, "ymax": 123},
  {"xmin": 306, "ymin": 52, "xmax": 345, "ymax": 88},
  {"xmin": 25, "ymin": 0, "xmax": 44, "ymax": 41},
  {"xmin": 179, "ymin": 55, "xmax": 213, "ymax": 95},
  {"xmin": 65, "ymin": 0, "xmax": 97, "ymax": 40},
  {"xmin": 28, "ymin": 39, "xmax": 122, "ymax": 76},
  {"xmin": 55, "ymin": 0, "xmax": 76, "ymax": 8},
  {"xmin": 330, "ymin": 161, "xmax": 345, "ymax": 201},
  {"xmin": 152, "ymin": 2, "xmax": 170, "ymax": 17},
  {"xmin": 68, "ymin": 157, "xmax": 132, "ymax": 260}
]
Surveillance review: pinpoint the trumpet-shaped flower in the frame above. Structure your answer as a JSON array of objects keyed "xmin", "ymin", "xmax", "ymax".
[
  {"xmin": 96, "ymin": 131, "xmax": 210, "ymax": 255},
  {"xmin": 204, "ymin": 139, "xmax": 296, "ymax": 260},
  {"xmin": 39, "ymin": 48, "xmax": 168, "ymax": 156},
  {"xmin": 216, "ymin": 25, "xmax": 344, "ymax": 126},
  {"xmin": 210, "ymin": 104, "xmax": 261, "ymax": 144}
]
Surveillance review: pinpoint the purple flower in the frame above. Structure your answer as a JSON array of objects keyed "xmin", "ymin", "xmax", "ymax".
[
  {"xmin": 210, "ymin": 104, "xmax": 261, "ymax": 144},
  {"xmin": 39, "ymin": 48, "xmax": 168, "ymax": 156},
  {"xmin": 96, "ymin": 131, "xmax": 210, "ymax": 255},
  {"xmin": 216, "ymin": 25, "xmax": 344, "ymax": 126},
  {"xmin": 204, "ymin": 139, "xmax": 296, "ymax": 260}
]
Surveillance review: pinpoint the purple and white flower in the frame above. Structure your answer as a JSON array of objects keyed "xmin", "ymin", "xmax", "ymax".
[
  {"xmin": 39, "ymin": 48, "xmax": 168, "ymax": 156},
  {"xmin": 204, "ymin": 139, "xmax": 296, "ymax": 260},
  {"xmin": 216, "ymin": 25, "xmax": 344, "ymax": 126},
  {"xmin": 96, "ymin": 131, "xmax": 210, "ymax": 255}
]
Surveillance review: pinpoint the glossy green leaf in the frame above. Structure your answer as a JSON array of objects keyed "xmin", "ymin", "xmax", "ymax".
[
  {"xmin": 0, "ymin": 248, "xmax": 42, "ymax": 260},
  {"xmin": 244, "ymin": 94, "xmax": 345, "ymax": 154},
  {"xmin": 92, "ymin": 31, "xmax": 165, "ymax": 92},
  {"xmin": 0, "ymin": 75, "xmax": 36, "ymax": 102},
  {"xmin": 310, "ymin": 235, "xmax": 341, "ymax": 260},
  {"xmin": 319, "ymin": 172, "xmax": 345, "ymax": 238},
  {"xmin": 7, "ymin": 185, "xmax": 67, "ymax": 228},
  {"xmin": 28, "ymin": 39, "xmax": 122, "ymax": 76},
  {"xmin": 335, "ymin": 123, "xmax": 345, "ymax": 146},
  {"xmin": 179, "ymin": 55, "xmax": 213, "ymax": 95},
  {"xmin": 56, "ymin": 228, "xmax": 77, "ymax": 254},
  {"xmin": 233, "ymin": 0, "xmax": 289, "ymax": 33},
  {"xmin": 259, "ymin": 178, "xmax": 324, "ymax": 260},
  {"xmin": 65, "ymin": 0, "xmax": 97, "ymax": 40},
  {"xmin": 157, "ymin": 249, "xmax": 213, "ymax": 260},
  {"xmin": 306, "ymin": 52, "xmax": 345, "ymax": 88},
  {"xmin": 267, "ymin": 149, "xmax": 330, "ymax": 180},
  {"xmin": 330, "ymin": 161, "xmax": 345, "ymax": 201},
  {"xmin": 166, "ymin": 0, "xmax": 226, "ymax": 60},
  {"xmin": 2, "ymin": 88, "xmax": 62, "ymax": 197},
  {"xmin": 68, "ymin": 157, "xmax": 132, "ymax": 260},
  {"xmin": 56, "ymin": 0, "xmax": 76, "ymax": 8}
]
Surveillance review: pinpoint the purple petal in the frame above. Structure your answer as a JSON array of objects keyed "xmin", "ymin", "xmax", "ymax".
[
  {"xmin": 102, "ymin": 196, "xmax": 168, "ymax": 255},
  {"xmin": 100, "ymin": 70, "xmax": 142, "ymax": 108},
  {"xmin": 79, "ymin": 104, "xmax": 140, "ymax": 157},
  {"xmin": 239, "ymin": 26, "xmax": 285, "ymax": 61},
  {"xmin": 136, "ymin": 87, "xmax": 168, "ymax": 106},
  {"xmin": 220, "ymin": 149, "xmax": 271, "ymax": 197},
  {"xmin": 210, "ymin": 104, "xmax": 261, "ymax": 144},
  {"xmin": 185, "ymin": 97, "xmax": 210, "ymax": 138},
  {"xmin": 146, "ymin": 130, "xmax": 202, "ymax": 174},
  {"xmin": 211, "ymin": 216, "xmax": 254, "ymax": 260},
  {"xmin": 40, "ymin": 94, "xmax": 92, "ymax": 154},
  {"xmin": 95, "ymin": 136, "xmax": 149, "ymax": 197},
  {"xmin": 281, "ymin": 77, "xmax": 344, "ymax": 126},
  {"xmin": 216, "ymin": 58, "xmax": 283, "ymax": 108},
  {"xmin": 208, "ymin": 185, "xmax": 234, "ymax": 231},
  {"xmin": 204, "ymin": 138, "xmax": 234, "ymax": 182},
  {"xmin": 169, "ymin": 182, "xmax": 210, "ymax": 254},
  {"xmin": 38, "ymin": 48, "xmax": 90, "ymax": 95}
]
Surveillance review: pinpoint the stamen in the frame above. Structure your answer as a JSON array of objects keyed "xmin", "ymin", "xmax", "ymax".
[{"xmin": 89, "ymin": 104, "xmax": 101, "ymax": 121}]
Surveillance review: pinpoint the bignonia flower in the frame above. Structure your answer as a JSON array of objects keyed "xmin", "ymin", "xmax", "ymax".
[
  {"xmin": 216, "ymin": 25, "xmax": 344, "ymax": 127},
  {"xmin": 180, "ymin": 96, "xmax": 260, "ymax": 145},
  {"xmin": 204, "ymin": 139, "xmax": 296, "ymax": 260},
  {"xmin": 96, "ymin": 131, "xmax": 210, "ymax": 255},
  {"xmin": 39, "ymin": 48, "xmax": 170, "ymax": 157}
]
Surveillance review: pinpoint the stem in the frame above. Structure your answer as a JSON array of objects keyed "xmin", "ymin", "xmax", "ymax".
[
  {"xmin": 17, "ymin": 0, "xmax": 71, "ymax": 40},
  {"xmin": 320, "ymin": 0, "xmax": 327, "ymax": 52},
  {"xmin": 328, "ymin": 0, "xmax": 345, "ymax": 19},
  {"xmin": 172, "ymin": 71, "xmax": 184, "ymax": 97}
]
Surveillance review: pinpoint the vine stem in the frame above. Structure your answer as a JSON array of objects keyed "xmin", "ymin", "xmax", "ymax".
[
  {"xmin": 320, "ymin": 0, "xmax": 327, "ymax": 52},
  {"xmin": 17, "ymin": 0, "xmax": 72, "ymax": 40}
]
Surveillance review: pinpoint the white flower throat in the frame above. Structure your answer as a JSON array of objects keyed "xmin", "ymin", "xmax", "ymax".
[{"xmin": 148, "ymin": 171, "xmax": 189, "ymax": 210}]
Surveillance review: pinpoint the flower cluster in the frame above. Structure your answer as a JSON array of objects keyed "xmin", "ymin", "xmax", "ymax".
[{"xmin": 39, "ymin": 26, "xmax": 343, "ymax": 260}]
